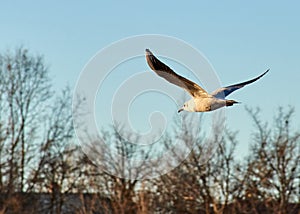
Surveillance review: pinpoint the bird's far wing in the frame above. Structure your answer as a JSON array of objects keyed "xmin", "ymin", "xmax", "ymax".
[
  {"xmin": 211, "ymin": 69, "xmax": 269, "ymax": 99},
  {"xmin": 145, "ymin": 49, "xmax": 210, "ymax": 98}
]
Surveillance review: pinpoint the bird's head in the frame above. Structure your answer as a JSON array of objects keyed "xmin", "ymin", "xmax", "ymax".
[{"xmin": 178, "ymin": 99, "xmax": 195, "ymax": 113}]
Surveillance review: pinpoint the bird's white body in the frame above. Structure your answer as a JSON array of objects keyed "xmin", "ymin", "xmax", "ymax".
[
  {"xmin": 182, "ymin": 97, "xmax": 230, "ymax": 112},
  {"xmin": 195, "ymin": 98, "xmax": 225, "ymax": 112}
]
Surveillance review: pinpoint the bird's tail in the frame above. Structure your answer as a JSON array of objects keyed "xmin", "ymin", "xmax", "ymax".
[{"xmin": 226, "ymin": 100, "xmax": 240, "ymax": 106}]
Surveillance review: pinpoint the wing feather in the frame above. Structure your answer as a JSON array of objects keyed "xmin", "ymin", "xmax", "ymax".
[
  {"xmin": 145, "ymin": 49, "xmax": 210, "ymax": 98},
  {"xmin": 211, "ymin": 69, "xmax": 269, "ymax": 98}
]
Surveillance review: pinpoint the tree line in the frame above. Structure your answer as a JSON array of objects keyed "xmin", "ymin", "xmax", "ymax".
[{"xmin": 0, "ymin": 48, "xmax": 299, "ymax": 214}]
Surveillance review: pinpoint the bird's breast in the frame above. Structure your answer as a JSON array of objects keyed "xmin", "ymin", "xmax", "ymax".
[{"xmin": 194, "ymin": 98, "xmax": 226, "ymax": 112}]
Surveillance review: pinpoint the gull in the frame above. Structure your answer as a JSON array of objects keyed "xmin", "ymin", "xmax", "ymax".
[{"xmin": 145, "ymin": 49, "xmax": 269, "ymax": 113}]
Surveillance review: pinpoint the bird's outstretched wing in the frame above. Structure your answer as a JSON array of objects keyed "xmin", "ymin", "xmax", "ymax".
[
  {"xmin": 211, "ymin": 69, "xmax": 269, "ymax": 99},
  {"xmin": 145, "ymin": 49, "xmax": 210, "ymax": 98}
]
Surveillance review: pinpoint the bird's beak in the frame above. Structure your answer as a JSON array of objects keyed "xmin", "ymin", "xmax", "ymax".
[{"xmin": 178, "ymin": 108, "xmax": 183, "ymax": 113}]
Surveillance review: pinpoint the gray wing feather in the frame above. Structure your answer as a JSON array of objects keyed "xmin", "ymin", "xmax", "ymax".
[{"xmin": 211, "ymin": 69, "xmax": 269, "ymax": 99}]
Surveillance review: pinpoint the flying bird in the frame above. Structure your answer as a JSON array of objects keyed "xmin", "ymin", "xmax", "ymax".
[{"xmin": 145, "ymin": 49, "xmax": 269, "ymax": 113}]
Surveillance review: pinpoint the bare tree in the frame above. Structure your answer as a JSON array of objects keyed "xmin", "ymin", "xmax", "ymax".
[
  {"xmin": 82, "ymin": 125, "xmax": 159, "ymax": 214},
  {"xmin": 145, "ymin": 113, "xmax": 239, "ymax": 214},
  {"xmin": 0, "ymin": 47, "xmax": 51, "ymax": 193},
  {"xmin": 240, "ymin": 107, "xmax": 300, "ymax": 214},
  {"xmin": 0, "ymin": 48, "xmax": 84, "ymax": 213}
]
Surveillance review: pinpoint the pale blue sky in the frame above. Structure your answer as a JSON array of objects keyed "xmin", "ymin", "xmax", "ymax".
[{"xmin": 1, "ymin": 1, "xmax": 299, "ymax": 158}]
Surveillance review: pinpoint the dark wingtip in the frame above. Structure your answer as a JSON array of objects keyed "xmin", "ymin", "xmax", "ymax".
[
  {"xmin": 259, "ymin": 68, "xmax": 270, "ymax": 78},
  {"xmin": 145, "ymin": 49, "xmax": 152, "ymax": 55},
  {"xmin": 145, "ymin": 49, "xmax": 157, "ymax": 70}
]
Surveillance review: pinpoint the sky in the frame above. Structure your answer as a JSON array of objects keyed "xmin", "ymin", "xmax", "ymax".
[{"xmin": 0, "ymin": 1, "xmax": 299, "ymax": 159}]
